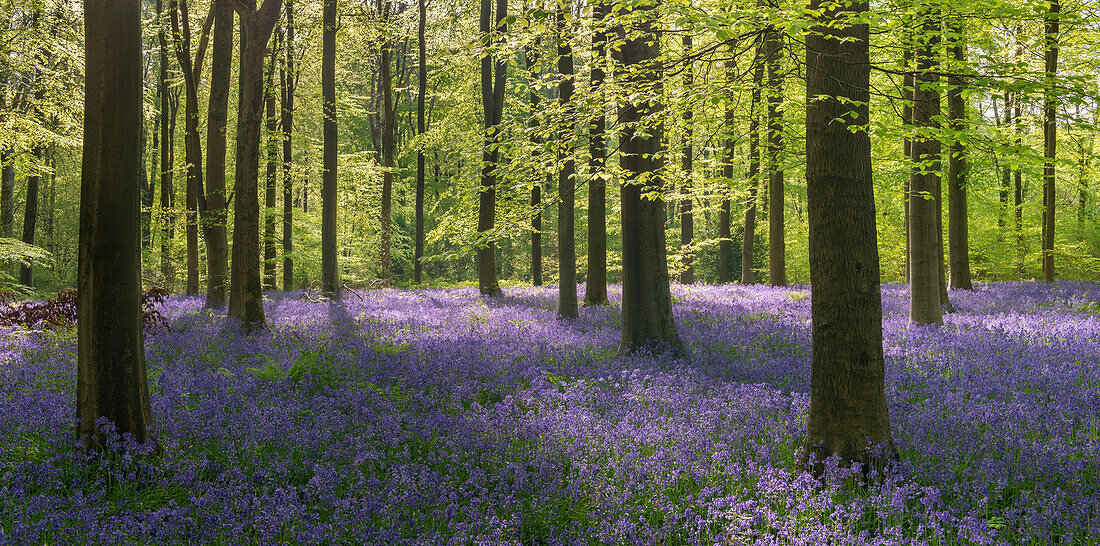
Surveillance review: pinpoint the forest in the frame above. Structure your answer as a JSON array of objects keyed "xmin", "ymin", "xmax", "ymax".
[{"xmin": 1, "ymin": 0, "xmax": 1099, "ymax": 542}]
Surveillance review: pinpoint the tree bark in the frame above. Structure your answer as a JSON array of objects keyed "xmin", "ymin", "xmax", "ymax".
[
  {"xmin": 19, "ymin": 148, "xmax": 41, "ymax": 287},
  {"xmin": 321, "ymin": 0, "xmax": 339, "ymax": 298},
  {"xmin": 802, "ymin": 0, "xmax": 893, "ymax": 471},
  {"xmin": 477, "ymin": 0, "xmax": 506, "ymax": 296},
  {"xmin": 946, "ymin": 20, "xmax": 971, "ymax": 290},
  {"xmin": 557, "ymin": 4, "xmax": 577, "ymax": 319},
  {"xmin": 379, "ymin": 0, "xmax": 394, "ymax": 287},
  {"xmin": 280, "ymin": 0, "xmax": 295, "ymax": 291},
  {"xmin": 264, "ymin": 38, "xmax": 278, "ymax": 290},
  {"xmin": 414, "ymin": 0, "xmax": 425, "ymax": 284},
  {"xmin": 679, "ymin": 32, "xmax": 694, "ymax": 285},
  {"xmin": 0, "ymin": 149, "xmax": 12, "ymax": 239},
  {"xmin": 584, "ymin": 1, "xmax": 608, "ymax": 304},
  {"xmin": 902, "ymin": 40, "xmax": 912, "ymax": 283},
  {"xmin": 203, "ymin": 0, "xmax": 232, "ymax": 307},
  {"xmin": 741, "ymin": 55, "xmax": 763, "ymax": 285},
  {"xmin": 228, "ymin": 0, "xmax": 284, "ymax": 330},
  {"xmin": 908, "ymin": 4, "xmax": 942, "ymax": 325},
  {"xmin": 524, "ymin": 44, "xmax": 542, "ymax": 287},
  {"xmin": 158, "ymin": 0, "xmax": 176, "ymax": 291},
  {"xmin": 718, "ymin": 54, "xmax": 735, "ymax": 284},
  {"xmin": 618, "ymin": 0, "xmax": 685, "ymax": 356},
  {"xmin": 764, "ymin": 15, "xmax": 785, "ymax": 287},
  {"xmin": 1042, "ymin": 0, "xmax": 1059, "ymax": 283},
  {"xmin": 78, "ymin": 0, "xmax": 155, "ymax": 450}
]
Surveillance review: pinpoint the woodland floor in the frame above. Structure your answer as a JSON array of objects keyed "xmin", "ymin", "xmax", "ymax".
[{"xmin": 1, "ymin": 281, "xmax": 1099, "ymax": 544}]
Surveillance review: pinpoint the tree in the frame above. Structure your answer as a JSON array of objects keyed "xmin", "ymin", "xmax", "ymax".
[
  {"xmin": 764, "ymin": 13, "xmax": 785, "ymax": 287},
  {"xmin": 679, "ymin": 32, "xmax": 694, "ymax": 285},
  {"xmin": 378, "ymin": 0, "xmax": 395, "ymax": 287},
  {"xmin": 0, "ymin": 150, "xmax": 11, "ymax": 241},
  {"xmin": 556, "ymin": 2, "xmax": 577, "ymax": 319},
  {"xmin": 169, "ymin": 0, "xmax": 214, "ymax": 297},
  {"xmin": 203, "ymin": 0, "xmax": 233, "ymax": 307},
  {"xmin": 908, "ymin": 3, "xmax": 942, "ymax": 326},
  {"xmin": 524, "ymin": 42, "xmax": 543, "ymax": 288},
  {"xmin": 718, "ymin": 52, "xmax": 734, "ymax": 284},
  {"xmin": 741, "ymin": 53, "xmax": 763, "ymax": 286},
  {"xmin": 280, "ymin": 0, "xmax": 296, "ymax": 291},
  {"xmin": 802, "ymin": 0, "xmax": 892, "ymax": 470},
  {"xmin": 477, "ymin": 0, "xmax": 506, "ymax": 297},
  {"xmin": 77, "ymin": 0, "xmax": 155, "ymax": 449},
  {"xmin": 946, "ymin": 17, "xmax": 971, "ymax": 290},
  {"xmin": 414, "ymin": 0, "xmax": 425, "ymax": 284},
  {"xmin": 157, "ymin": 0, "xmax": 177, "ymax": 292},
  {"xmin": 584, "ymin": 0, "xmax": 609, "ymax": 304},
  {"xmin": 321, "ymin": 0, "xmax": 339, "ymax": 298},
  {"xmin": 263, "ymin": 36, "xmax": 278, "ymax": 289},
  {"xmin": 618, "ymin": 0, "xmax": 684, "ymax": 356},
  {"xmin": 1042, "ymin": 0, "xmax": 1059, "ymax": 283},
  {"xmin": 19, "ymin": 148, "xmax": 40, "ymax": 287},
  {"xmin": 228, "ymin": 0, "xmax": 284, "ymax": 330}
]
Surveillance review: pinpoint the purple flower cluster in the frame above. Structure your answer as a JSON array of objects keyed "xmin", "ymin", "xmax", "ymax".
[{"xmin": 0, "ymin": 282, "xmax": 1098, "ymax": 544}]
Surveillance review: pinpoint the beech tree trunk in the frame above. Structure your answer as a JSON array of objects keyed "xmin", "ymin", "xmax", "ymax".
[
  {"xmin": 557, "ymin": 4, "xmax": 577, "ymax": 319},
  {"xmin": 584, "ymin": 1, "xmax": 609, "ymax": 304},
  {"xmin": 946, "ymin": 20, "xmax": 971, "ymax": 290},
  {"xmin": 19, "ymin": 148, "xmax": 41, "ymax": 287},
  {"xmin": 228, "ymin": 0, "xmax": 284, "ymax": 330},
  {"xmin": 718, "ymin": 54, "xmax": 735, "ymax": 284},
  {"xmin": 524, "ymin": 44, "xmax": 542, "ymax": 287},
  {"xmin": 203, "ymin": 0, "xmax": 232, "ymax": 307},
  {"xmin": 321, "ymin": 0, "xmax": 339, "ymax": 298},
  {"xmin": 379, "ymin": 0, "xmax": 394, "ymax": 286},
  {"xmin": 158, "ymin": 0, "xmax": 176, "ymax": 291},
  {"xmin": 78, "ymin": 0, "xmax": 155, "ymax": 450},
  {"xmin": 264, "ymin": 41, "xmax": 278, "ymax": 290},
  {"xmin": 415, "ymin": 0, "xmax": 425, "ymax": 284},
  {"xmin": 1042, "ymin": 0, "xmax": 1059, "ymax": 283},
  {"xmin": 908, "ymin": 5, "xmax": 942, "ymax": 325},
  {"xmin": 765, "ymin": 19, "xmax": 785, "ymax": 287},
  {"xmin": 618, "ymin": 0, "xmax": 685, "ymax": 356},
  {"xmin": 803, "ymin": 0, "xmax": 893, "ymax": 471},
  {"xmin": 679, "ymin": 33, "xmax": 694, "ymax": 285},
  {"xmin": 902, "ymin": 42, "xmax": 912, "ymax": 282},
  {"xmin": 477, "ymin": 0, "xmax": 506, "ymax": 296},
  {"xmin": 280, "ymin": 1, "xmax": 295, "ymax": 291},
  {"xmin": 0, "ymin": 149, "xmax": 12, "ymax": 239},
  {"xmin": 741, "ymin": 56, "xmax": 763, "ymax": 286}
]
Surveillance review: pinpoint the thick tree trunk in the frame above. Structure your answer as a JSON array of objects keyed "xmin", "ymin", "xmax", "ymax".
[
  {"xmin": 415, "ymin": 0, "xmax": 425, "ymax": 284},
  {"xmin": 802, "ymin": 0, "xmax": 892, "ymax": 471},
  {"xmin": 228, "ymin": 0, "xmax": 283, "ymax": 330},
  {"xmin": 908, "ymin": 5, "xmax": 942, "ymax": 325},
  {"xmin": 618, "ymin": 0, "xmax": 685, "ymax": 356},
  {"xmin": 741, "ymin": 57, "xmax": 763, "ymax": 286},
  {"xmin": 477, "ymin": 0, "xmax": 506, "ymax": 296},
  {"xmin": 718, "ymin": 55, "xmax": 735, "ymax": 284},
  {"xmin": 321, "ymin": 0, "xmax": 339, "ymax": 298},
  {"xmin": 584, "ymin": 2, "xmax": 609, "ymax": 303},
  {"xmin": 946, "ymin": 21, "xmax": 971, "ymax": 290},
  {"xmin": 203, "ymin": 0, "xmax": 232, "ymax": 307},
  {"xmin": 679, "ymin": 33, "xmax": 694, "ymax": 285},
  {"xmin": 19, "ymin": 148, "xmax": 41, "ymax": 287},
  {"xmin": 264, "ymin": 42, "xmax": 278, "ymax": 290},
  {"xmin": 78, "ymin": 0, "xmax": 155, "ymax": 450},
  {"xmin": 1042, "ymin": 0, "xmax": 1059, "ymax": 283},
  {"xmin": 764, "ymin": 17, "xmax": 785, "ymax": 287},
  {"xmin": 557, "ymin": 5, "xmax": 577, "ymax": 319},
  {"xmin": 280, "ymin": 1, "xmax": 295, "ymax": 291}
]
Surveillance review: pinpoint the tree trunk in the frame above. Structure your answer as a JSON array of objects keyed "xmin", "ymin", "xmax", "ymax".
[
  {"xmin": 264, "ymin": 40, "xmax": 278, "ymax": 290},
  {"xmin": 0, "ymin": 149, "xmax": 12, "ymax": 239},
  {"xmin": 379, "ymin": 0, "xmax": 394, "ymax": 287},
  {"xmin": 718, "ymin": 54, "xmax": 735, "ymax": 284},
  {"xmin": 902, "ymin": 42, "xmax": 912, "ymax": 283},
  {"xmin": 764, "ymin": 16, "xmax": 785, "ymax": 287},
  {"xmin": 1042, "ymin": 0, "xmax": 1059, "ymax": 283},
  {"xmin": 203, "ymin": 0, "xmax": 232, "ymax": 307},
  {"xmin": 998, "ymin": 92, "xmax": 1010, "ymax": 242},
  {"xmin": 618, "ymin": 0, "xmax": 685, "ymax": 356},
  {"xmin": 78, "ymin": 0, "xmax": 155, "ymax": 450},
  {"xmin": 19, "ymin": 148, "xmax": 41, "ymax": 287},
  {"xmin": 557, "ymin": 4, "xmax": 577, "ymax": 319},
  {"xmin": 946, "ymin": 20, "xmax": 971, "ymax": 290},
  {"xmin": 321, "ymin": 0, "xmax": 339, "ymax": 298},
  {"xmin": 525, "ymin": 45, "xmax": 543, "ymax": 288},
  {"xmin": 228, "ymin": 0, "xmax": 284, "ymax": 330},
  {"xmin": 281, "ymin": 0, "xmax": 295, "ymax": 291},
  {"xmin": 802, "ymin": 0, "xmax": 893, "ymax": 471},
  {"xmin": 415, "ymin": 0, "xmax": 425, "ymax": 284},
  {"xmin": 158, "ymin": 0, "xmax": 175, "ymax": 291},
  {"xmin": 584, "ymin": 1, "xmax": 609, "ymax": 303},
  {"xmin": 908, "ymin": 5, "xmax": 942, "ymax": 325},
  {"xmin": 741, "ymin": 56, "xmax": 763, "ymax": 286},
  {"xmin": 477, "ymin": 0, "xmax": 506, "ymax": 296},
  {"xmin": 679, "ymin": 32, "xmax": 694, "ymax": 285}
]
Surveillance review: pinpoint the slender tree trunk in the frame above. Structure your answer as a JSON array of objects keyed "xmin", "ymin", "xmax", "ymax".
[
  {"xmin": 379, "ymin": 0, "xmax": 394, "ymax": 286},
  {"xmin": 803, "ymin": 0, "xmax": 892, "ymax": 471},
  {"xmin": 203, "ymin": 0, "xmax": 232, "ymax": 307},
  {"xmin": 741, "ymin": 55, "xmax": 763, "ymax": 285},
  {"xmin": 321, "ymin": 0, "xmax": 339, "ymax": 298},
  {"xmin": 415, "ymin": 0, "xmax": 425, "ymax": 284},
  {"xmin": 525, "ymin": 44, "xmax": 542, "ymax": 287},
  {"xmin": 281, "ymin": 0, "xmax": 295, "ymax": 291},
  {"xmin": 557, "ymin": 3, "xmax": 577, "ymax": 319},
  {"xmin": 0, "ymin": 149, "xmax": 12, "ymax": 239},
  {"xmin": 78, "ymin": 0, "xmax": 155, "ymax": 450},
  {"xmin": 718, "ymin": 55, "xmax": 735, "ymax": 284},
  {"xmin": 1078, "ymin": 139, "xmax": 1090, "ymax": 237},
  {"xmin": 679, "ymin": 32, "xmax": 694, "ymax": 285},
  {"xmin": 228, "ymin": 0, "xmax": 284, "ymax": 330},
  {"xmin": 477, "ymin": 0, "xmax": 506, "ymax": 296},
  {"xmin": 999, "ymin": 92, "xmax": 1010, "ymax": 241},
  {"xmin": 584, "ymin": 2, "xmax": 609, "ymax": 303},
  {"xmin": 946, "ymin": 20, "xmax": 971, "ymax": 290},
  {"xmin": 264, "ymin": 40, "xmax": 278, "ymax": 290},
  {"xmin": 764, "ymin": 15, "xmax": 785, "ymax": 287},
  {"xmin": 618, "ymin": 0, "xmax": 685, "ymax": 356},
  {"xmin": 903, "ymin": 40, "xmax": 912, "ymax": 283},
  {"xmin": 1013, "ymin": 28, "xmax": 1025, "ymax": 277},
  {"xmin": 19, "ymin": 148, "xmax": 41, "ymax": 287},
  {"xmin": 908, "ymin": 4, "xmax": 942, "ymax": 325},
  {"xmin": 1042, "ymin": 0, "xmax": 1059, "ymax": 283},
  {"xmin": 158, "ymin": 0, "xmax": 175, "ymax": 291}
]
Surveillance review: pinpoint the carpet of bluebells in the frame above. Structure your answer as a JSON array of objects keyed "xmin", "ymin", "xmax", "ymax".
[{"xmin": 1, "ymin": 282, "xmax": 1099, "ymax": 544}]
